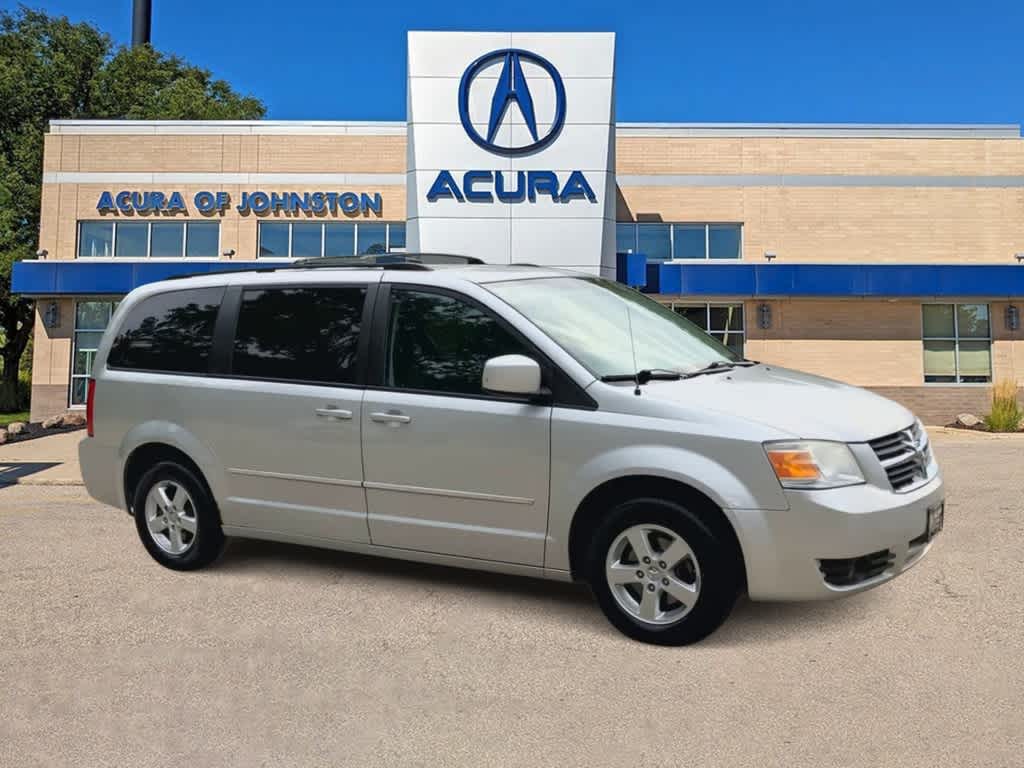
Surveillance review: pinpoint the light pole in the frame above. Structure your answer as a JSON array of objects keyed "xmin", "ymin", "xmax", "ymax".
[{"xmin": 132, "ymin": 0, "xmax": 152, "ymax": 47}]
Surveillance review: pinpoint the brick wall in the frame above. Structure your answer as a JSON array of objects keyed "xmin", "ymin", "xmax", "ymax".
[
  {"xmin": 28, "ymin": 126, "xmax": 1024, "ymax": 422},
  {"xmin": 867, "ymin": 386, "xmax": 1011, "ymax": 425},
  {"xmin": 615, "ymin": 134, "xmax": 1024, "ymax": 265}
]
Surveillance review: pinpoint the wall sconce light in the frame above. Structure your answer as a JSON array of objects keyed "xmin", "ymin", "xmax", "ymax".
[
  {"xmin": 1015, "ymin": 253, "xmax": 1024, "ymax": 264},
  {"xmin": 763, "ymin": 251, "xmax": 777, "ymax": 262},
  {"xmin": 757, "ymin": 303, "xmax": 772, "ymax": 329},
  {"xmin": 1007, "ymin": 305, "xmax": 1020, "ymax": 331},
  {"xmin": 43, "ymin": 301, "xmax": 60, "ymax": 329},
  {"xmin": 222, "ymin": 249, "xmax": 236, "ymax": 258},
  {"xmin": 36, "ymin": 249, "xmax": 48, "ymax": 259}
]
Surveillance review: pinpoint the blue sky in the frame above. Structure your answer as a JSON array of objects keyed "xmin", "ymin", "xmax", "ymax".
[{"xmin": 11, "ymin": 0, "xmax": 1024, "ymax": 127}]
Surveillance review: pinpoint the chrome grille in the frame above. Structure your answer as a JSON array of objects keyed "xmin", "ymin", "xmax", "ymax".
[{"xmin": 869, "ymin": 423, "xmax": 930, "ymax": 492}]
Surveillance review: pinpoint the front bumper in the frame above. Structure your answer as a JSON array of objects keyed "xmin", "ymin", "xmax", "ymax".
[{"xmin": 734, "ymin": 471, "xmax": 944, "ymax": 601}]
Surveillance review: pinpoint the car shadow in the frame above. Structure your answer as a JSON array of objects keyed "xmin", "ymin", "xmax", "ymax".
[
  {"xmin": 213, "ymin": 537, "xmax": 865, "ymax": 645},
  {"xmin": 704, "ymin": 595, "xmax": 868, "ymax": 647},
  {"xmin": 215, "ymin": 536, "xmax": 595, "ymax": 608},
  {"xmin": 0, "ymin": 462, "xmax": 60, "ymax": 485}
]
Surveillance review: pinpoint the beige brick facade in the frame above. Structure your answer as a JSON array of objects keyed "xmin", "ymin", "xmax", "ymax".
[{"xmin": 26, "ymin": 122, "xmax": 1024, "ymax": 423}]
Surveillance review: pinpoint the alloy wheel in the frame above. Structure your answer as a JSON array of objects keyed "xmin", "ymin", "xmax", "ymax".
[
  {"xmin": 144, "ymin": 480, "xmax": 198, "ymax": 555},
  {"xmin": 605, "ymin": 523, "xmax": 702, "ymax": 626}
]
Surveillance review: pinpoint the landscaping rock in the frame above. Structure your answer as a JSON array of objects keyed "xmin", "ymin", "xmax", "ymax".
[
  {"xmin": 0, "ymin": 429, "xmax": 7, "ymax": 445},
  {"xmin": 42, "ymin": 414, "xmax": 63, "ymax": 430},
  {"xmin": 955, "ymin": 413, "xmax": 982, "ymax": 428},
  {"xmin": 61, "ymin": 412, "xmax": 87, "ymax": 428},
  {"xmin": 6, "ymin": 421, "xmax": 29, "ymax": 436}
]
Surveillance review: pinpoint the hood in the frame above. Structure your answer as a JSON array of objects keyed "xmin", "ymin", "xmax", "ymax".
[{"xmin": 639, "ymin": 364, "xmax": 915, "ymax": 442}]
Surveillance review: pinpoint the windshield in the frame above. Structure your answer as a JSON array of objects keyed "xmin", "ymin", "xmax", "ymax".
[{"xmin": 487, "ymin": 276, "xmax": 737, "ymax": 377}]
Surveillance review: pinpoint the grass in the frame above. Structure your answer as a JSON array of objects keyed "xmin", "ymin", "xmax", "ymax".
[
  {"xmin": 0, "ymin": 411, "xmax": 30, "ymax": 427},
  {"xmin": 984, "ymin": 379, "xmax": 1023, "ymax": 432}
]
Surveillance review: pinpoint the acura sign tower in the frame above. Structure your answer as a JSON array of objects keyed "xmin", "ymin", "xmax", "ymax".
[{"xmin": 406, "ymin": 32, "xmax": 617, "ymax": 276}]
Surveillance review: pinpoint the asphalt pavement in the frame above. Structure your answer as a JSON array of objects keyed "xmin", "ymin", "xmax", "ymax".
[{"xmin": 0, "ymin": 434, "xmax": 1021, "ymax": 767}]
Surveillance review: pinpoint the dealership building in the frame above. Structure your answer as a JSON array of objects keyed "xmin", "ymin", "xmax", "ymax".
[{"xmin": 13, "ymin": 31, "xmax": 1024, "ymax": 424}]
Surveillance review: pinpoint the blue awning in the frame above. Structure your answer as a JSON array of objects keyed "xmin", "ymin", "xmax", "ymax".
[
  {"xmin": 12, "ymin": 261, "xmax": 268, "ymax": 296},
  {"xmin": 616, "ymin": 257, "xmax": 1024, "ymax": 298},
  {"xmin": 11, "ymin": 257, "xmax": 1024, "ymax": 299}
]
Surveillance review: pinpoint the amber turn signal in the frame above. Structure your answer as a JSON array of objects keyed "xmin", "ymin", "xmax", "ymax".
[{"xmin": 766, "ymin": 449, "xmax": 821, "ymax": 480}]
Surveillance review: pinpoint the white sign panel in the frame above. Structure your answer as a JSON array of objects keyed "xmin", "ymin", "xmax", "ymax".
[{"xmin": 406, "ymin": 31, "xmax": 617, "ymax": 275}]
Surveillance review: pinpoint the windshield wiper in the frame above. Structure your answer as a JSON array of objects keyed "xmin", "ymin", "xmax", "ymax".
[
  {"xmin": 600, "ymin": 368, "xmax": 682, "ymax": 384},
  {"xmin": 679, "ymin": 364, "xmax": 737, "ymax": 382},
  {"xmin": 680, "ymin": 359, "xmax": 758, "ymax": 378}
]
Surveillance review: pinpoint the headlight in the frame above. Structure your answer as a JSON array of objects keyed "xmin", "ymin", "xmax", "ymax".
[
  {"xmin": 914, "ymin": 418, "xmax": 933, "ymax": 465},
  {"xmin": 764, "ymin": 440, "xmax": 865, "ymax": 489}
]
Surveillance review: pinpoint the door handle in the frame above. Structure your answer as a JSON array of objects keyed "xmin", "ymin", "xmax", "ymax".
[
  {"xmin": 315, "ymin": 407, "xmax": 353, "ymax": 420},
  {"xmin": 369, "ymin": 410, "xmax": 412, "ymax": 425}
]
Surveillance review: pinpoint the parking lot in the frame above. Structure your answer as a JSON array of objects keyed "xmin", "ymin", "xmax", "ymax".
[{"xmin": 1, "ymin": 432, "xmax": 1021, "ymax": 767}]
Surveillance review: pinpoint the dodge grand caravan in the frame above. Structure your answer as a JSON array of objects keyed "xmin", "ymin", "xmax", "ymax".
[{"xmin": 80, "ymin": 255, "xmax": 944, "ymax": 645}]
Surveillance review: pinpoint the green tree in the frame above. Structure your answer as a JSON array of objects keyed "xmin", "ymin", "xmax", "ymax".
[{"xmin": 0, "ymin": 7, "xmax": 264, "ymax": 411}]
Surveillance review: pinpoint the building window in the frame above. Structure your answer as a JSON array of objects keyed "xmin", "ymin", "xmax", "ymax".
[
  {"xmin": 670, "ymin": 303, "xmax": 745, "ymax": 357},
  {"xmin": 922, "ymin": 303, "xmax": 991, "ymax": 383},
  {"xmin": 257, "ymin": 221, "xmax": 406, "ymax": 258},
  {"xmin": 77, "ymin": 221, "xmax": 219, "ymax": 258},
  {"xmin": 615, "ymin": 223, "xmax": 742, "ymax": 261},
  {"xmin": 71, "ymin": 301, "xmax": 118, "ymax": 406}
]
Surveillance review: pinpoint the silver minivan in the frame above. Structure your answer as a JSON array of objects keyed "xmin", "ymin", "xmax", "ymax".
[{"xmin": 80, "ymin": 255, "xmax": 944, "ymax": 645}]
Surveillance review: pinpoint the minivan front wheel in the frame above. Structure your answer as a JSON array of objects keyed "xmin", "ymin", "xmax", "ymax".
[
  {"xmin": 133, "ymin": 461, "xmax": 224, "ymax": 571},
  {"xmin": 588, "ymin": 498, "xmax": 740, "ymax": 645}
]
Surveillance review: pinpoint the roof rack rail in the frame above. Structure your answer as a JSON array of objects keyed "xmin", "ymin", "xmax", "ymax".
[
  {"xmin": 162, "ymin": 253, "xmax": 484, "ymax": 282},
  {"xmin": 290, "ymin": 256, "xmax": 430, "ymax": 270},
  {"xmin": 292, "ymin": 253, "xmax": 485, "ymax": 268}
]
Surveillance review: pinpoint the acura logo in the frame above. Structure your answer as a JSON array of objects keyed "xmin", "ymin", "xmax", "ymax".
[{"xmin": 458, "ymin": 49, "xmax": 566, "ymax": 156}]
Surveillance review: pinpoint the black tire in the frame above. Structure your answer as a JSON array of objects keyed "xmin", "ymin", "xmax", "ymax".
[
  {"xmin": 132, "ymin": 461, "xmax": 225, "ymax": 571},
  {"xmin": 587, "ymin": 496, "xmax": 741, "ymax": 645}
]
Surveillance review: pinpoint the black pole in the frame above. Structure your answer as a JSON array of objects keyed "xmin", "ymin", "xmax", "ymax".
[{"xmin": 131, "ymin": 0, "xmax": 152, "ymax": 47}]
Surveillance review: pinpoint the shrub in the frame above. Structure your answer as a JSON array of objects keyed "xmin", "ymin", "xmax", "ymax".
[{"xmin": 984, "ymin": 379, "xmax": 1023, "ymax": 432}]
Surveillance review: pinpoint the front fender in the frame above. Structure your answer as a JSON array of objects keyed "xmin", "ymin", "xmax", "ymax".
[{"xmin": 546, "ymin": 438, "xmax": 789, "ymax": 573}]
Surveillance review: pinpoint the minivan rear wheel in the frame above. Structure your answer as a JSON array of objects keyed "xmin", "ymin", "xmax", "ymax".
[
  {"xmin": 587, "ymin": 497, "xmax": 740, "ymax": 645},
  {"xmin": 133, "ymin": 461, "xmax": 224, "ymax": 571}
]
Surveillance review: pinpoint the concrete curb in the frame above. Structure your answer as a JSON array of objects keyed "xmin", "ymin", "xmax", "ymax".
[
  {"xmin": 927, "ymin": 426, "xmax": 1024, "ymax": 439},
  {"xmin": 0, "ymin": 478, "xmax": 84, "ymax": 487}
]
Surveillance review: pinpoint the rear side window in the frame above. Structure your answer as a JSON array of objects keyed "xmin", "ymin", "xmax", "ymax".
[
  {"xmin": 232, "ymin": 286, "xmax": 367, "ymax": 384},
  {"xmin": 108, "ymin": 287, "xmax": 224, "ymax": 373}
]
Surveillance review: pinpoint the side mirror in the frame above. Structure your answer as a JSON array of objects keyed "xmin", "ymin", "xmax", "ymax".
[{"xmin": 482, "ymin": 354, "xmax": 543, "ymax": 396}]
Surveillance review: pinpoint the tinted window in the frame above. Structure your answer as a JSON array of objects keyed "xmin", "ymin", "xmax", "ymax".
[
  {"xmin": 185, "ymin": 222, "xmax": 220, "ymax": 257},
  {"xmin": 386, "ymin": 289, "xmax": 529, "ymax": 396},
  {"xmin": 389, "ymin": 223, "xmax": 406, "ymax": 250},
  {"xmin": 291, "ymin": 223, "xmax": 322, "ymax": 258},
  {"xmin": 637, "ymin": 223, "xmax": 671, "ymax": 261},
  {"xmin": 708, "ymin": 224, "xmax": 741, "ymax": 259},
  {"xmin": 79, "ymin": 222, "xmax": 114, "ymax": 257},
  {"xmin": 232, "ymin": 287, "xmax": 366, "ymax": 384},
  {"xmin": 615, "ymin": 223, "xmax": 636, "ymax": 254},
  {"xmin": 325, "ymin": 223, "xmax": 355, "ymax": 257},
  {"xmin": 358, "ymin": 223, "xmax": 387, "ymax": 255},
  {"xmin": 150, "ymin": 222, "xmax": 184, "ymax": 257},
  {"xmin": 114, "ymin": 222, "xmax": 148, "ymax": 257},
  {"xmin": 259, "ymin": 222, "xmax": 289, "ymax": 257},
  {"xmin": 108, "ymin": 288, "xmax": 223, "ymax": 372},
  {"xmin": 673, "ymin": 225, "xmax": 706, "ymax": 259}
]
